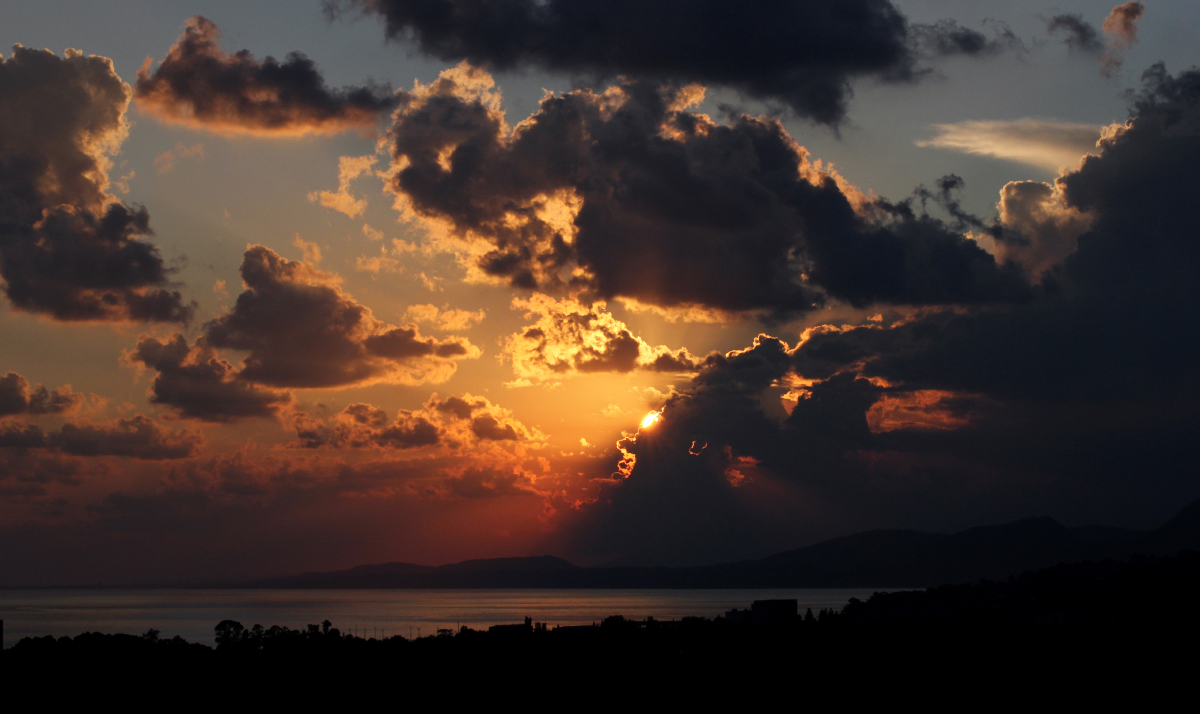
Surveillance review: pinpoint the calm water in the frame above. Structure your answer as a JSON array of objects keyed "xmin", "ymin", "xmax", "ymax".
[{"xmin": 0, "ymin": 589, "xmax": 886, "ymax": 646}]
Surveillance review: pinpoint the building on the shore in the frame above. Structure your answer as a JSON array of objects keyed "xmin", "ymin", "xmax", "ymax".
[{"xmin": 725, "ymin": 599, "xmax": 798, "ymax": 627}]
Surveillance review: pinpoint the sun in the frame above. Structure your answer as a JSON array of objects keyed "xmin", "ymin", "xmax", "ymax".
[{"xmin": 640, "ymin": 411, "xmax": 661, "ymax": 428}]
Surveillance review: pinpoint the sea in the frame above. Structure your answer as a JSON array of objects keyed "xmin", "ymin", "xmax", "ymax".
[{"xmin": 0, "ymin": 588, "xmax": 886, "ymax": 647}]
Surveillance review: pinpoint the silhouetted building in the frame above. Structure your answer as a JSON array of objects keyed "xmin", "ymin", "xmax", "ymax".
[
  {"xmin": 489, "ymin": 616, "xmax": 533, "ymax": 635},
  {"xmin": 726, "ymin": 600, "xmax": 798, "ymax": 627}
]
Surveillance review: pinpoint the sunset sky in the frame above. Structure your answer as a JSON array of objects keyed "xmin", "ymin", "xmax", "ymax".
[{"xmin": 2, "ymin": 0, "xmax": 1199, "ymax": 585}]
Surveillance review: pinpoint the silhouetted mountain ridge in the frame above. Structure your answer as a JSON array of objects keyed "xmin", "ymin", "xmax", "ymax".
[{"xmin": 250, "ymin": 497, "xmax": 1200, "ymax": 589}]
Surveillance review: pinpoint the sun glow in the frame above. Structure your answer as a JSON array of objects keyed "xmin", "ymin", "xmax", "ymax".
[{"xmin": 640, "ymin": 411, "xmax": 661, "ymax": 428}]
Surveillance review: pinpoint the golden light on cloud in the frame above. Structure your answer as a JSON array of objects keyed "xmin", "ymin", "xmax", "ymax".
[
  {"xmin": 866, "ymin": 390, "xmax": 974, "ymax": 433},
  {"xmin": 640, "ymin": 411, "xmax": 661, "ymax": 429},
  {"xmin": 916, "ymin": 119, "xmax": 1101, "ymax": 172}
]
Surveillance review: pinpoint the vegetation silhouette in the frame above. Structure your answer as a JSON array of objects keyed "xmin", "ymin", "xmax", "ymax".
[{"xmin": 6, "ymin": 551, "xmax": 1199, "ymax": 708}]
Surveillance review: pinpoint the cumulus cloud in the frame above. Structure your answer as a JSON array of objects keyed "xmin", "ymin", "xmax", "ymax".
[
  {"xmin": 503, "ymin": 294, "xmax": 700, "ymax": 380},
  {"xmin": 330, "ymin": 0, "xmax": 1009, "ymax": 125},
  {"xmin": 127, "ymin": 334, "xmax": 292, "ymax": 422},
  {"xmin": 135, "ymin": 16, "xmax": 397, "ymax": 136},
  {"xmin": 289, "ymin": 392, "xmax": 541, "ymax": 449},
  {"xmin": 0, "ymin": 372, "xmax": 82, "ymax": 417},
  {"xmin": 917, "ymin": 119, "xmax": 1101, "ymax": 171},
  {"xmin": 994, "ymin": 180, "xmax": 1093, "ymax": 275},
  {"xmin": 203, "ymin": 245, "xmax": 479, "ymax": 389},
  {"xmin": 308, "ymin": 154, "xmax": 377, "ymax": 218},
  {"xmin": 384, "ymin": 66, "xmax": 1029, "ymax": 319},
  {"xmin": 127, "ymin": 246, "xmax": 479, "ymax": 421},
  {"xmin": 0, "ymin": 46, "xmax": 193, "ymax": 323},
  {"xmin": 290, "ymin": 403, "xmax": 440, "ymax": 449}
]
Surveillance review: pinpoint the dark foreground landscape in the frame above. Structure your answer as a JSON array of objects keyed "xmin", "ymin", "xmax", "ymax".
[{"xmin": 8, "ymin": 551, "xmax": 1200, "ymax": 710}]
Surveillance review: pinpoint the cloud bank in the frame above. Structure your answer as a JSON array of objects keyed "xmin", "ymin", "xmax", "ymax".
[
  {"xmin": 561, "ymin": 64, "xmax": 1200, "ymax": 564},
  {"xmin": 331, "ymin": 0, "xmax": 1009, "ymax": 125}
]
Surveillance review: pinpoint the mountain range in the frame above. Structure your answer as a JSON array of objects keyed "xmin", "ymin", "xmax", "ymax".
[{"xmin": 248, "ymin": 497, "xmax": 1200, "ymax": 589}]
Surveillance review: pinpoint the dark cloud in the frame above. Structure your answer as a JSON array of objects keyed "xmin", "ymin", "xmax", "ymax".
[
  {"xmin": 330, "ymin": 0, "xmax": 1007, "ymax": 125},
  {"xmin": 202, "ymin": 245, "xmax": 478, "ymax": 389},
  {"xmin": 0, "ymin": 447, "xmax": 83, "ymax": 487},
  {"xmin": 469, "ymin": 414, "xmax": 520, "ymax": 441},
  {"xmin": 0, "ymin": 415, "xmax": 200, "ymax": 460},
  {"xmin": 912, "ymin": 20, "xmax": 1022, "ymax": 58},
  {"xmin": 52, "ymin": 416, "xmax": 202, "ymax": 460},
  {"xmin": 1046, "ymin": 14, "xmax": 1104, "ymax": 54},
  {"xmin": 290, "ymin": 403, "xmax": 441, "ymax": 449},
  {"xmin": 0, "ymin": 372, "xmax": 81, "ymax": 417},
  {"xmin": 0, "ymin": 421, "xmax": 50, "ymax": 449},
  {"xmin": 127, "ymin": 247, "xmax": 479, "ymax": 421},
  {"xmin": 0, "ymin": 46, "xmax": 194, "ymax": 323},
  {"xmin": 563, "ymin": 65, "xmax": 1200, "ymax": 564},
  {"xmin": 430, "ymin": 394, "xmax": 487, "ymax": 420},
  {"xmin": 128, "ymin": 334, "xmax": 291, "ymax": 423},
  {"xmin": 135, "ymin": 16, "xmax": 397, "ymax": 136},
  {"xmin": 1047, "ymin": 3, "xmax": 1146, "ymax": 76},
  {"xmin": 386, "ymin": 68, "xmax": 1028, "ymax": 319}
]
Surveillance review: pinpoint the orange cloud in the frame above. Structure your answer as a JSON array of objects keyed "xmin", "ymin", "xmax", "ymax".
[
  {"xmin": 404, "ymin": 304, "xmax": 486, "ymax": 331},
  {"xmin": 0, "ymin": 372, "xmax": 82, "ymax": 417},
  {"xmin": 866, "ymin": 390, "xmax": 977, "ymax": 433},
  {"xmin": 153, "ymin": 142, "xmax": 205, "ymax": 173},
  {"xmin": 308, "ymin": 155, "xmax": 377, "ymax": 218},
  {"xmin": 1101, "ymin": 2, "xmax": 1145, "ymax": 75}
]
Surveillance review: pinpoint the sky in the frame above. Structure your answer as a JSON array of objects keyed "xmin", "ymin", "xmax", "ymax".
[{"xmin": 1, "ymin": 0, "xmax": 1199, "ymax": 584}]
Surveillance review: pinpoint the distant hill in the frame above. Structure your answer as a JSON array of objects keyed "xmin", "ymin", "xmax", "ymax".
[{"xmin": 248, "ymin": 497, "xmax": 1200, "ymax": 589}]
